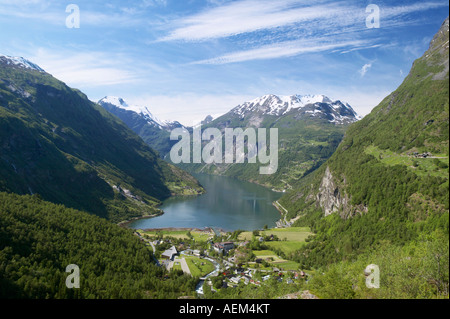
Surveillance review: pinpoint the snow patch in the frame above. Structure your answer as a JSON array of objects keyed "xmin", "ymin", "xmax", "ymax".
[
  {"xmin": 99, "ymin": 96, "xmax": 164, "ymax": 128},
  {"xmin": 231, "ymin": 93, "xmax": 359, "ymax": 124},
  {"xmin": 0, "ymin": 55, "xmax": 45, "ymax": 72}
]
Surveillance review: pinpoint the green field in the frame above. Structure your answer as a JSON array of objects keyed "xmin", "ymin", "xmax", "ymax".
[
  {"xmin": 252, "ymin": 250, "xmax": 300, "ymax": 271},
  {"xmin": 238, "ymin": 227, "xmax": 312, "ymax": 256},
  {"xmin": 238, "ymin": 227, "xmax": 312, "ymax": 270},
  {"xmin": 265, "ymin": 241, "xmax": 308, "ymax": 254},
  {"xmin": 140, "ymin": 229, "xmax": 213, "ymax": 241},
  {"xmin": 253, "ymin": 250, "xmax": 285, "ymax": 261},
  {"xmin": 239, "ymin": 227, "xmax": 312, "ymax": 241},
  {"xmin": 185, "ymin": 256, "xmax": 215, "ymax": 278},
  {"xmin": 190, "ymin": 231, "xmax": 213, "ymax": 242},
  {"xmin": 365, "ymin": 145, "xmax": 449, "ymax": 178}
]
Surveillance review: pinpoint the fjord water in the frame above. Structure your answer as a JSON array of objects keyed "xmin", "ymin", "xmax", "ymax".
[{"xmin": 128, "ymin": 174, "xmax": 283, "ymax": 231}]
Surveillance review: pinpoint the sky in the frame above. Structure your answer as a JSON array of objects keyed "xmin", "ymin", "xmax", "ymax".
[{"xmin": 0, "ymin": 0, "xmax": 448, "ymax": 126}]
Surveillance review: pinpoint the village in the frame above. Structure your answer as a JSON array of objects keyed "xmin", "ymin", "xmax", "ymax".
[{"xmin": 134, "ymin": 227, "xmax": 312, "ymax": 296}]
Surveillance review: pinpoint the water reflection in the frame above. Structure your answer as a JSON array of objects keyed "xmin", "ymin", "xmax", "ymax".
[{"xmin": 128, "ymin": 174, "xmax": 283, "ymax": 231}]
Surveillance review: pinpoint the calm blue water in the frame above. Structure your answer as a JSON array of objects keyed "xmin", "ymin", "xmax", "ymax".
[{"xmin": 127, "ymin": 174, "xmax": 283, "ymax": 231}]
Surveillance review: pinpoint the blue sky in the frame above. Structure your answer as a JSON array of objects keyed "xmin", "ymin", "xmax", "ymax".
[{"xmin": 0, "ymin": 0, "xmax": 448, "ymax": 125}]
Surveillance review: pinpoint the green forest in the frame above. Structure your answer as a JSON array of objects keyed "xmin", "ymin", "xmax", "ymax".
[{"xmin": 0, "ymin": 192, "xmax": 197, "ymax": 299}]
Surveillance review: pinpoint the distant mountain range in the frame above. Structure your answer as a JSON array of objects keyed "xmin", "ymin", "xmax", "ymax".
[
  {"xmin": 180, "ymin": 93, "xmax": 359, "ymax": 190},
  {"xmin": 0, "ymin": 55, "xmax": 203, "ymax": 223},
  {"xmin": 230, "ymin": 94, "xmax": 359, "ymax": 125},
  {"xmin": 98, "ymin": 93, "xmax": 359, "ymax": 191}
]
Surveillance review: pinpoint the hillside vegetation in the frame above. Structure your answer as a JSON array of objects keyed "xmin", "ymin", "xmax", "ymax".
[
  {"xmin": 0, "ymin": 61, "xmax": 203, "ymax": 222},
  {"xmin": 278, "ymin": 17, "xmax": 449, "ymax": 298},
  {"xmin": 0, "ymin": 192, "xmax": 197, "ymax": 299}
]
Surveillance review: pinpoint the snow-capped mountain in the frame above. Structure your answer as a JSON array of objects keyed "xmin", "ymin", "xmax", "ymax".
[
  {"xmin": 98, "ymin": 96, "xmax": 183, "ymax": 157},
  {"xmin": 231, "ymin": 94, "xmax": 359, "ymax": 125},
  {"xmin": 0, "ymin": 55, "xmax": 45, "ymax": 72},
  {"xmin": 98, "ymin": 96, "xmax": 165, "ymax": 129},
  {"xmin": 187, "ymin": 93, "xmax": 360, "ymax": 190}
]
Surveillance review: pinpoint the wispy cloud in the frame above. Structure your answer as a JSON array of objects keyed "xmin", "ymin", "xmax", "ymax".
[
  {"xmin": 0, "ymin": 0, "xmax": 150, "ymax": 28},
  {"xmin": 159, "ymin": 0, "xmax": 449, "ymax": 64},
  {"xmin": 30, "ymin": 49, "xmax": 142, "ymax": 87},
  {"xmin": 160, "ymin": 0, "xmax": 448, "ymax": 42},
  {"xmin": 359, "ymin": 63, "xmax": 373, "ymax": 77},
  {"xmin": 193, "ymin": 39, "xmax": 370, "ymax": 65},
  {"xmin": 159, "ymin": 0, "xmax": 349, "ymax": 42}
]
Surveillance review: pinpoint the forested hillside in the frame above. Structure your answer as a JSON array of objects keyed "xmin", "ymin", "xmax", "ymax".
[
  {"xmin": 0, "ymin": 192, "xmax": 197, "ymax": 299},
  {"xmin": 0, "ymin": 57, "xmax": 203, "ymax": 223},
  {"xmin": 277, "ymin": 17, "xmax": 449, "ymax": 297}
]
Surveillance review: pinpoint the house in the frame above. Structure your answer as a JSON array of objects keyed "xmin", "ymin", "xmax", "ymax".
[
  {"xmin": 414, "ymin": 152, "xmax": 433, "ymax": 158},
  {"xmin": 193, "ymin": 249, "xmax": 201, "ymax": 257},
  {"xmin": 161, "ymin": 246, "xmax": 178, "ymax": 261},
  {"xmin": 213, "ymin": 242, "xmax": 235, "ymax": 255}
]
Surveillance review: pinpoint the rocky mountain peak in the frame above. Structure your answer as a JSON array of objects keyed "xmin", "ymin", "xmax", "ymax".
[{"xmin": 0, "ymin": 55, "xmax": 44, "ymax": 72}]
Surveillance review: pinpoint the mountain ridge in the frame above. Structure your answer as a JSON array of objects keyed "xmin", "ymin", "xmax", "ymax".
[
  {"xmin": 231, "ymin": 93, "xmax": 359, "ymax": 125},
  {"xmin": 0, "ymin": 54, "xmax": 45, "ymax": 72},
  {"xmin": 174, "ymin": 93, "xmax": 359, "ymax": 191},
  {"xmin": 0, "ymin": 56, "xmax": 204, "ymax": 222}
]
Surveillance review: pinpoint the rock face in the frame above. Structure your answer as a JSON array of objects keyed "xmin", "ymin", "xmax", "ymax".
[
  {"xmin": 316, "ymin": 167, "xmax": 351, "ymax": 217},
  {"xmin": 315, "ymin": 167, "xmax": 368, "ymax": 219},
  {"xmin": 429, "ymin": 17, "xmax": 449, "ymax": 81}
]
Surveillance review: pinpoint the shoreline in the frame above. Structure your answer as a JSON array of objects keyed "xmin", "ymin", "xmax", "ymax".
[
  {"xmin": 118, "ymin": 192, "xmax": 205, "ymax": 229},
  {"xmin": 137, "ymin": 226, "xmax": 227, "ymax": 234},
  {"xmin": 118, "ymin": 211, "xmax": 164, "ymax": 228}
]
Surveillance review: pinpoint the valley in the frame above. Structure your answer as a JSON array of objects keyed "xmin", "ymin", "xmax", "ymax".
[
  {"xmin": 102, "ymin": 93, "xmax": 358, "ymax": 191},
  {"xmin": 0, "ymin": 6, "xmax": 448, "ymax": 302},
  {"xmin": 133, "ymin": 225, "xmax": 314, "ymax": 299}
]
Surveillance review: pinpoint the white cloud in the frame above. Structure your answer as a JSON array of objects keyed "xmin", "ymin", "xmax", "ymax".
[
  {"xmin": 359, "ymin": 63, "xmax": 373, "ymax": 77},
  {"xmin": 160, "ymin": 0, "xmax": 448, "ymax": 43},
  {"xmin": 160, "ymin": 0, "xmax": 350, "ymax": 42},
  {"xmin": 156, "ymin": 0, "xmax": 448, "ymax": 65},
  {"xmin": 192, "ymin": 39, "xmax": 369, "ymax": 65},
  {"xmin": 0, "ymin": 1, "xmax": 150, "ymax": 28},
  {"xmin": 30, "ymin": 49, "xmax": 142, "ymax": 88}
]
